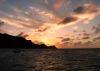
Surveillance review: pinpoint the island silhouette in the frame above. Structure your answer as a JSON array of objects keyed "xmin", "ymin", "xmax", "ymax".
[{"xmin": 0, "ymin": 33, "xmax": 56, "ymax": 49}]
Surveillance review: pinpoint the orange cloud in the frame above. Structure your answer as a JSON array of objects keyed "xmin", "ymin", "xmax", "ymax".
[
  {"xmin": 53, "ymin": 0, "xmax": 65, "ymax": 11},
  {"xmin": 58, "ymin": 16, "xmax": 78, "ymax": 24},
  {"xmin": 0, "ymin": 18, "xmax": 24, "ymax": 28},
  {"xmin": 74, "ymin": 3, "xmax": 99, "ymax": 14},
  {"xmin": 58, "ymin": 3, "xmax": 100, "ymax": 27},
  {"xmin": 0, "ymin": 2, "xmax": 100, "ymax": 48}
]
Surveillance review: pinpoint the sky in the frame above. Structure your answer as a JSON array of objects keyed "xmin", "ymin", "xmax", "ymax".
[{"xmin": 0, "ymin": 0, "xmax": 100, "ymax": 48}]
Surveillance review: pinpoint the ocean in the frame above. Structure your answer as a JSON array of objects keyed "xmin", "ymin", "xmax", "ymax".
[{"xmin": 0, "ymin": 48, "xmax": 100, "ymax": 71}]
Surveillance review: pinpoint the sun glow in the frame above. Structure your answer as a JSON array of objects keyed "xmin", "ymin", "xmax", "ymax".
[{"xmin": 40, "ymin": 36, "xmax": 59, "ymax": 46}]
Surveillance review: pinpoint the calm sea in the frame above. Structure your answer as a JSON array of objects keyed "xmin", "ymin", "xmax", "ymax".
[{"xmin": 0, "ymin": 48, "xmax": 100, "ymax": 71}]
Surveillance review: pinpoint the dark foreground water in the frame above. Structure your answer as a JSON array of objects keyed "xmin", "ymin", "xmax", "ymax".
[{"xmin": 0, "ymin": 49, "xmax": 100, "ymax": 71}]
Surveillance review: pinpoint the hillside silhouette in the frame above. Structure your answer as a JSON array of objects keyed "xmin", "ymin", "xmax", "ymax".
[{"xmin": 0, "ymin": 33, "xmax": 56, "ymax": 49}]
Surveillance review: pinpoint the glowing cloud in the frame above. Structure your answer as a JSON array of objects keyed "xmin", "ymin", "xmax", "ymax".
[
  {"xmin": 0, "ymin": 1, "xmax": 100, "ymax": 48},
  {"xmin": 53, "ymin": 0, "xmax": 65, "ymax": 11}
]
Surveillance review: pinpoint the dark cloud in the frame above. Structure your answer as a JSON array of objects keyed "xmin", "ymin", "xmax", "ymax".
[
  {"xmin": 74, "ymin": 3, "xmax": 99, "ymax": 14},
  {"xmin": 85, "ymin": 41, "xmax": 92, "ymax": 44},
  {"xmin": 77, "ymin": 31, "xmax": 91, "ymax": 40},
  {"xmin": 0, "ymin": 20, "xmax": 5, "ymax": 26},
  {"xmin": 62, "ymin": 37, "xmax": 71, "ymax": 42},
  {"xmin": 92, "ymin": 25, "xmax": 100, "ymax": 34},
  {"xmin": 82, "ymin": 36, "xmax": 90, "ymax": 39},
  {"xmin": 82, "ymin": 41, "xmax": 92, "ymax": 46},
  {"xmin": 46, "ymin": 3, "xmax": 99, "ymax": 26},
  {"xmin": 78, "ymin": 30, "xmax": 90, "ymax": 37},
  {"xmin": 82, "ymin": 31, "xmax": 90, "ymax": 36},
  {"xmin": 74, "ymin": 41, "xmax": 93, "ymax": 48},
  {"xmin": 37, "ymin": 27, "xmax": 49, "ymax": 32},
  {"xmin": 61, "ymin": 41, "xmax": 73, "ymax": 48},
  {"xmin": 74, "ymin": 41, "xmax": 82, "ymax": 46},
  {"xmin": 93, "ymin": 36, "xmax": 100, "ymax": 41},
  {"xmin": 58, "ymin": 16, "xmax": 78, "ymax": 24},
  {"xmin": 62, "ymin": 41, "xmax": 70, "ymax": 44},
  {"xmin": 82, "ymin": 31, "xmax": 90, "ymax": 39}
]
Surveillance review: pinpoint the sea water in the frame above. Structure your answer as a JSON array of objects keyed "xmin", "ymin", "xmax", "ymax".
[{"xmin": 0, "ymin": 49, "xmax": 100, "ymax": 71}]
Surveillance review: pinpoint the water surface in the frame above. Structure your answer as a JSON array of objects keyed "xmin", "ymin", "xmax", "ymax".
[{"xmin": 0, "ymin": 49, "xmax": 100, "ymax": 71}]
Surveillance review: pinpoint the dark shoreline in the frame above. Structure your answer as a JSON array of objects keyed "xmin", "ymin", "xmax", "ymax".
[{"xmin": 0, "ymin": 33, "xmax": 57, "ymax": 49}]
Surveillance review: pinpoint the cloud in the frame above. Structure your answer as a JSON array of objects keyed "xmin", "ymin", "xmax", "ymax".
[
  {"xmin": 58, "ymin": 3, "xmax": 100, "ymax": 26},
  {"xmin": 74, "ymin": 3, "xmax": 99, "ymax": 14},
  {"xmin": 74, "ymin": 41, "xmax": 82, "ymax": 46},
  {"xmin": 73, "ymin": 30, "xmax": 91, "ymax": 43},
  {"xmin": 60, "ymin": 41, "xmax": 74, "ymax": 48},
  {"xmin": 78, "ymin": 31, "xmax": 90, "ymax": 40},
  {"xmin": 93, "ymin": 36, "xmax": 100, "ymax": 41},
  {"xmin": 0, "ymin": 20, "xmax": 5, "ymax": 26},
  {"xmin": 0, "ymin": 17, "xmax": 25, "ymax": 28},
  {"xmin": 0, "ymin": 1, "xmax": 100, "ymax": 48},
  {"xmin": 73, "ymin": 3, "xmax": 100, "ymax": 24},
  {"xmin": 58, "ymin": 16, "xmax": 78, "ymax": 24},
  {"xmin": 0, "ymin": 22, "xmax": 24, "ymax": 35},
  {"xmin": 82, "ymin": 31, "xmax": 90, "ymax": 36},
  {"xmin": 11, "ymin": 6, "xmax": 59, "ymax": 24},
  {"xmin": 28, "ymin": 6, "xmax": 61, "ymax": 23},
  {"xmin": 53, "ymin": 0, "xmax": 65, "ymax": 11},
  {"xmin": 61, "ymin": 37, "xmax": 71, "ymax": 42},
  {"xmin": 0, "ymin": 5, "xmax": 60, "ymax": 31},
  {"xmin": 82, "ymin": 41, "xmax": 93, "ymax": 47},
  {"xmin": 92, "ymin": 25, "xmax": 100, "ymax": 34},
  {"xmin": 82, "ymin": 36, "xmax": 90, "ymax": 39},
  {"xmin": 36, "ymin": 24, "xmax": 51, "ymax": 32}
]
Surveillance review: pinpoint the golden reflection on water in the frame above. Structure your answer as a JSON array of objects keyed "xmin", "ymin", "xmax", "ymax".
[{"xmin": 33, "ymin": 49, "xmax": 66, "ymax": 70}]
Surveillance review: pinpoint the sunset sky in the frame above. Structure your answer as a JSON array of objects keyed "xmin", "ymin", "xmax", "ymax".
[{"xmin": 0, "ymin": 0, "xmax": 100, "ymax": 48}]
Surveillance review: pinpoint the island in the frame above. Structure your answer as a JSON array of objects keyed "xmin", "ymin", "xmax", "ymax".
[{"xmin": 0, "ymin": 33, "xmax": 57, "ymax": 49}]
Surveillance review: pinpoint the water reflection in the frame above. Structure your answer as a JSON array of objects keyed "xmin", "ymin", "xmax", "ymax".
[
  {"xmin": 34, "ymin": 49, "xmax": 66, "ymax": 71},
  {"xmin": 0, "ymin": 49, "xmax": 100, "ymax": 71}
]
